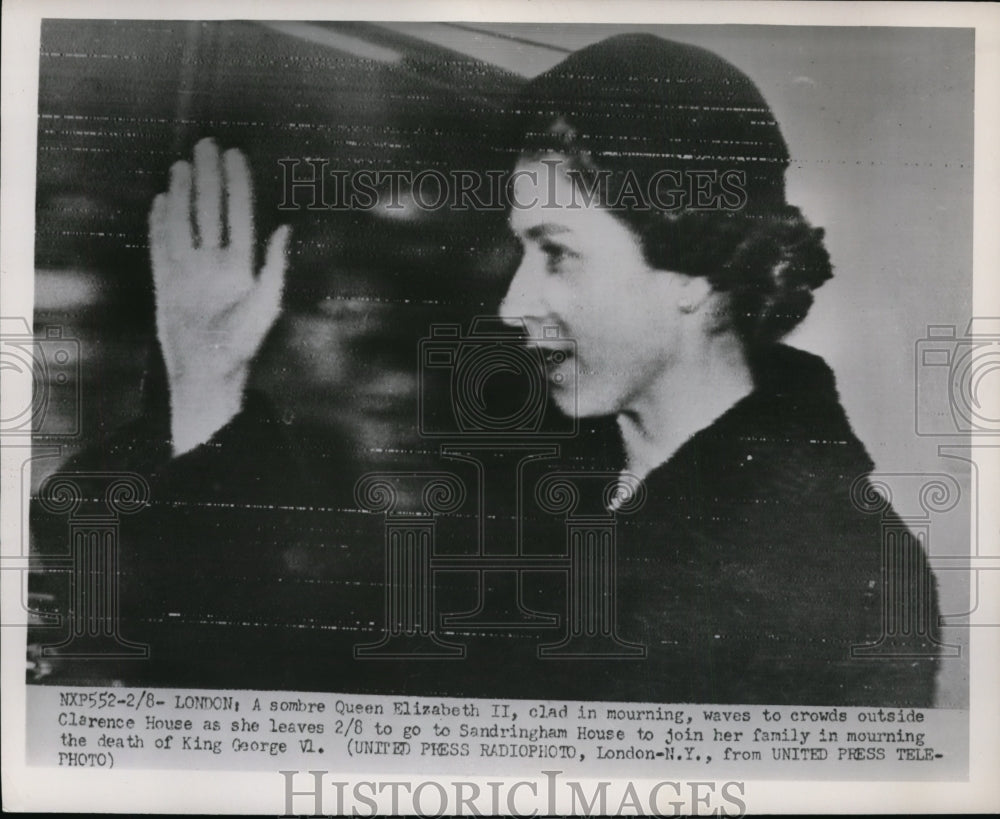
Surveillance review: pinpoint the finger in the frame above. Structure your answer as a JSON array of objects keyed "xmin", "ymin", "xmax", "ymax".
[
  {"xmin": 222, "ymin": 147, "xmax": 253, "ymax": 264},
  {"xmin": 148, "ymin": 193, "xmax": 170, "ymax": 288},
  {"xmin": 193, "ymin": 138, "xmax": 223, "ymax": 249},
  {"xmin": 166, "ymin": 160, "xmax": 194, "ymax": 259}
]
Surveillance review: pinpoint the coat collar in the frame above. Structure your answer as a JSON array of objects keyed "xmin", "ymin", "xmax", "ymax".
[{"xmin": 639, "ymin": 343, "xmax": 874, "ymax": 497}]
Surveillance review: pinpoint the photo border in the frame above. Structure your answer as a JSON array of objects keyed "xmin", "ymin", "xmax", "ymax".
[{"xmin": 2, "ymin": 0, "xmax": 998, "ymax": 813}]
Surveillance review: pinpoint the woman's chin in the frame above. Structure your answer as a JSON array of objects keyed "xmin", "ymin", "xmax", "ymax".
[{"xmin": 552, "ymin": 385, "xmax": 616, "ymax": 420}]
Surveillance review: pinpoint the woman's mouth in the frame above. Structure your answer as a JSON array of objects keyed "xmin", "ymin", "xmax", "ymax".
[{"xmin": 544, "ymin": 345, "xmax": 574, "ymax": 386}]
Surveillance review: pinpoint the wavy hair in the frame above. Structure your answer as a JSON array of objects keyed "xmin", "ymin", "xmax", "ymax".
[{"xmin": 513, "ymin": 33, "xmax": 834, "ymax": 349}]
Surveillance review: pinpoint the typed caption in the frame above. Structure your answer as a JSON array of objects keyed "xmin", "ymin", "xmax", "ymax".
[{"xmin": 27, "ymin": 686, "xmax": 967, "ymax": 780}]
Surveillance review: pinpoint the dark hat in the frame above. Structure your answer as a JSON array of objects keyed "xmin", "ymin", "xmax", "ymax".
[{"xmin": 516, "ymin": 33, "xmax": 790, "ymax": 212}]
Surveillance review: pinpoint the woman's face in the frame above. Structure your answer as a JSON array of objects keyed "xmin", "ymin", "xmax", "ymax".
[{"xmin": 500, "ymin": 154, "xmax": 691, "ymax": 419}]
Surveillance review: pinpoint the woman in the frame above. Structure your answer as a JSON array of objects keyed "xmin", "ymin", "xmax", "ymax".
[
  {"xmin": 30, "ymin": 34, "xmax": 940, "ymax": 705},
  {"xmin": 491, "ymin": 34, "xmax": 941, "ymax": 705}
]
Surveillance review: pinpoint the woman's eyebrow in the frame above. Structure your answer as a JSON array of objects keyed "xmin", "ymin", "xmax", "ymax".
[{"xmin": 524, "ymin": 223, "xmax": 574, "ymax": 241}]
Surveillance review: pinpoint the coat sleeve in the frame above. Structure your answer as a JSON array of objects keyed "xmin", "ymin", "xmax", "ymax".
[{"xmin": 25, "ymin": 387, "xmax": 305, "ymax": 682}]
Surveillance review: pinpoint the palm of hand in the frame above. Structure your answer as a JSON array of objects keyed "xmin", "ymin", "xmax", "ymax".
[{"xmin": 148, "ymin": 138, "xmax": 290, "ymax": 453}]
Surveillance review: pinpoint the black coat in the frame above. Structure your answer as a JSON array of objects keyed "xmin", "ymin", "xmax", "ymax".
[
  {"xmin": 604, "ymin": 344, "xmax": 941, "ymax": 705},
  {"xmin": 28, "ymin": 344, "xmax": 940, "ymax": 705}
]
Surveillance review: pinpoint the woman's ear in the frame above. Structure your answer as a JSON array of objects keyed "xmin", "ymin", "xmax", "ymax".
[{"xmin": 672, "ymin": 273, "xmax": 714, "ymax": 315}]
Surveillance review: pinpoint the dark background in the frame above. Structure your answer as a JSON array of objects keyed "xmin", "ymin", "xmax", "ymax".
[{"xmin": 33, "ymin": 19, "xmax": 529, "ymax": 479}]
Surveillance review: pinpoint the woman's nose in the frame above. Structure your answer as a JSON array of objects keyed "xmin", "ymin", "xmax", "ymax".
[{"xmin": 498, "ymin": 254, "xmax": 543, "ymax": 329}]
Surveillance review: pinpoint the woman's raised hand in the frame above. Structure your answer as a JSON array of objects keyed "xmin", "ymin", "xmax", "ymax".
[{"xmin": 148, "ymin": 138, "xmax": 290, "ymax": 455}]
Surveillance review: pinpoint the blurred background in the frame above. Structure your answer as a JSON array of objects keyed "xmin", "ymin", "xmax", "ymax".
[
  {"xmin": 31, "ymin": 20, "xmax": 532, "ymax": 479},
  {"xmin": 30, "ymin": 21, "xmax": 976, "ymax": 474},
  {"xmin": 27, "ymin": 21, "xmax": 975, "ymax": 705}
]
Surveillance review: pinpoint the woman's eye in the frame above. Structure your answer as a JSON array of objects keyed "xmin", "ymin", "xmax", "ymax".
[{"xmin": 541, "ymin": 242, "xmax": 574, "ymax": 271}]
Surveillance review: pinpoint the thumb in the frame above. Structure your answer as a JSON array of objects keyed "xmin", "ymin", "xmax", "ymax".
[
  {"xmin": 235, "ymin": 225, "xmax": 290, "ymax": 356},
  {"xmin": 148, "ymin": 193, "xmax": 171, "ymax": 290},
  {"xmin": 257, "ymin": 224, "xmax": 291, "ymax": 316}
]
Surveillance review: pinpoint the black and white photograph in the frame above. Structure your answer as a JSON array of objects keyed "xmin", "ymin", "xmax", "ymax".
[{"xmin": 2, "ymin": 1, "xmax": 998, "ymax": 814}]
